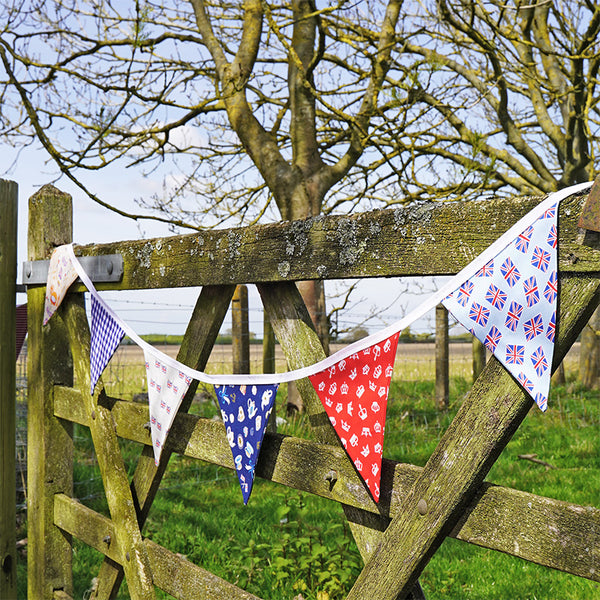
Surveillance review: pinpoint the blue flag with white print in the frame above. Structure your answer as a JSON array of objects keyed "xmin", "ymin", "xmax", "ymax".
[{"xmin": 214, "ymin": 384, "xmax": 278, "ymax": 504}]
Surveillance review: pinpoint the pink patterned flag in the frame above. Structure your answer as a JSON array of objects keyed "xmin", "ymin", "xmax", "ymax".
[
  {"xmin": 309, "ymin": 332, "xmax": 400, "ymax": 502},
  {"xmin": 143, "ymin": 350, "xmax": 193, "ymax": 465},
  {"xmin": 443, "ymin": 203, "xmax": 559, "ymax": 411},
  {"xmin": 43, "ymin": 246, "xmax": 78, "ymax": 324}
]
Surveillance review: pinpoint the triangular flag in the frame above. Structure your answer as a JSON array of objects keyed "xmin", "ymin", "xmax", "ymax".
[
  {"xmin": 16, "ymin": 304, "xmax": 27, "ymax": 359},
  {"xmin": 214, "ymin": 384, "xmax": 278, "ymax": 505},
  {"xmin": 443, "ymin": 203, "xmax": 558, "ymax": 411},
  {"xmin": 309, "ymin": 332, "xmax": 400, "ymax": 502},
  {"xmin": 43, "ymin": 245, "xmax": 78, "ymax": 325},
  {"xmin": 144, "ymin": 350, "xmax": 193, "ymax": 465},
  {"xmin": 90, "ymin": 295, "xmax": 125, "ymax": 395}
]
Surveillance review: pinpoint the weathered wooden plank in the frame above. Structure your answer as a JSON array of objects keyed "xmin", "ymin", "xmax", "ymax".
[
  {"xmin": 0, "ymin": 179, "xmax": 18, "ymax": 599},
  {"xmin": 54, "ymin": 494, "xmax": 263, "ymax": 599},
  {"xmin": 27, "ymin": 185, "xmax": 74, "ymax": 600},
  {"xmin": 66, "ymin": 191, "xmax": 598, "ymax": 292},
  {"xmin": 53, "ymin": 386, "xmax": 600, "ymax": 582},
  {"xmin": 61, "ymin": 298, "xmax": 155, "ymax": 600},
  {"xmin": 92, "ymin": 285, "xmax": 235, "ymax": 600},
  {"xmin": 346, "ymin": 274, "xmax": 600, "ymax": 600}
]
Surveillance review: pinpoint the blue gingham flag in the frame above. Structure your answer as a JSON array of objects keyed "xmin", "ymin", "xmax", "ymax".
[
  {"xmin": 215, "ymin": 384, "xmax": 278, "ymax": 504},
  {"xmin": 90, "ymin": 294, "xmax": 125, "ymax": 394},
  {"xmin": 443, "ymin": 203, "xmax": 558, "ymax": 411}
]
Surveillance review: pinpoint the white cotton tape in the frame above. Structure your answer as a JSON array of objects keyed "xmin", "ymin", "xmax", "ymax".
[{"xmin": 66, "ymin": 181, "xmax": 592, "ymax": 386}]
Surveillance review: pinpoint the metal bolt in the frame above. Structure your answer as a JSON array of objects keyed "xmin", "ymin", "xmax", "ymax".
[
  {"xmin": 103, "ymin": 535, "xmax": 111, "ymax": 545},
  {"xmin": 106, "ymin": 260, "xmax": 113, "ymax": 275},
  {"xmin": 91, "ymin": 410, "xmax": 96, "ymax": 420},
  {"xmin": 126, "ymin": 552, "xmax": 130, "ymax": 562},
  {"xmin": 417, "ymin": 499, "xmax": 428, "ymax": 515}
]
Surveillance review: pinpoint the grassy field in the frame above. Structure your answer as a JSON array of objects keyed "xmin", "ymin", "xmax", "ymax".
[{"xmin": 15, "ymin": 343, "xmax": 599, "ymax": 599}]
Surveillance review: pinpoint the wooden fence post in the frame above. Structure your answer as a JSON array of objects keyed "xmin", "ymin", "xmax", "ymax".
[
  {"xmin": 263, "ymin": 312, "xmax": 277, "ymax": 432},
  {"xmin": 27, "ymin": 185, "xmax": 74, "ymax": 599},
  {"xmin": 232, "ymin": 284, "xmax": 250, "ymax": 374},
  {"xmin": 0, "ymin": 180, "xmax": 18, "ymax": 600},
  {"xmin": 472, "ymin": 337, "xmax": 486, "ymax": 383},
  {"xmin": 435, "ymin": 304, "xmax": 449, "ymax": 409}
]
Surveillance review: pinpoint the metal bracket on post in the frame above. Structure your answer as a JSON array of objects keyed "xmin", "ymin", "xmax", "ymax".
[{"xmin": 21, "ymin": 254, "xmax": 124, "ymax": 286}]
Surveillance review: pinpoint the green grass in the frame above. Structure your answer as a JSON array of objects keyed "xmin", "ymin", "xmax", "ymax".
[{"xmin": 16, "ymin": 376, "xmax": 600, "ymax": 599}]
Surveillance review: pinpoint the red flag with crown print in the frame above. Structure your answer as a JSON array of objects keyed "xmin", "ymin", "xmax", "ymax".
[{"xmin": 309, "ymin": 332, "xmax": 399, "ymax": 502}]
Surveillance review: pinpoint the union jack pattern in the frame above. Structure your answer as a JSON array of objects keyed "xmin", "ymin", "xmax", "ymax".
[
  {"xmin": 476, "ymin": 259, "xmax": 494, "ymax": 277},
  {"xmin": 506, "ymin": 344, "xmax": 525, "ymax": 365},
  {"xmin": 547, "ymin": 224, "xmax": 557, "ymax": 249},
  {"xmin": 144, "ymin": 350, "xmax": 193, "ymax": 466},
  {"xmin": 500, "ymin": 257, "xmax": 521, "ymax": 287},
  {"xmin": 484, "ymin": 326, "xmax": 502, "ymax": 352},
  {"xmin": 543, "ymin": 271, "xmax": 558, "ymax": 304},
  {"xmin": 505, "ymin": 301, "xmax": 523, "ymax": 332},
  {"xmin": 515, "ymin": 225, "xmax": 533, "ymax": 253},
  {"xmin": 485, "ymin": 284, "xmax": 507, "ymax": 310},
  {"xmin": 443, "ymin": 202, "xmax": 559, "ymax": 411},
  {"xmin": 457, "ymin": 281, "xmax": 474, "ymax": 306},
  {"xmin": 531, "ymin": 246, "xmax": 551, "ymax": 272}
]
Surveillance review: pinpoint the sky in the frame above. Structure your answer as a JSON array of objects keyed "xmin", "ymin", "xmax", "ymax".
[{"xmin": 4, "ymin": 142, "xmax": 442, "ymax": 338}]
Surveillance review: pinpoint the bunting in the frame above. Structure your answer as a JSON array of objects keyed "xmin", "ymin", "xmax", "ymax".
[
  {"xmin": 144, "ymin": 351, "xmax": 193, "ymax": 465},
  {"xmin": 309, "ymin": 332, "xmax": 399, "ymax": 502},
  {"xmin": 443, "ymin": 203, "xmax": 559, "ymax": 411},
  {"xmin": 90, "ymin": 294, "xmax": 125, "ymax": 394},
  {"xmin": 214, "ymin": 384, "xmax": 278, "ymax": 504},
  {"xmin": 53, "ymin": 181, "xmax": 592, "ymax": 504},
  {"xmin": 43, "ymin": 245, "xmax": 78, "ymax": 324}
]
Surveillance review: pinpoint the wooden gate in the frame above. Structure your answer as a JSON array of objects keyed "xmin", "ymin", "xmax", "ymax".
[{"xmin": 26, "ymin": 184, "xmax": 600, "ymax": 599}]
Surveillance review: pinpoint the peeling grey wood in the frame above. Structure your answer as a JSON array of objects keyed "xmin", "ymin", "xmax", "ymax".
[{"xmin": 67, "ymin": 191, "xmax": 598, "ymax": 292}]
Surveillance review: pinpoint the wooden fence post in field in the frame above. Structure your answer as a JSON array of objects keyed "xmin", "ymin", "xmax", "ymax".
[
  {"xmin": 472, "ymin": 337, "xmax": 486, "ymax": 383},
  {"xmin": 232, "ymin": 284, "xmax": 250, "ymax": 374},
  {"xmin": 0, "ymin": 180, "xmax": 18, "ymax": 600},
  {"xmin": 27, "ymin": 185, "xmax": 74, "ymax": 599},
  {"xmin": 435, "ymin": 304, "xmax": 449, "ymax": 410},
  {"xmin": 263, "ymin": 312, "xmax": 277, "ymax": 432}
]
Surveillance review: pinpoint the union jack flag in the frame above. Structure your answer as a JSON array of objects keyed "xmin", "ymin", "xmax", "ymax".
[
  {"xmin": 523, "ymin": 314, "xmax": 544, "ymax": 341},
  {"xmin": 155, "ymin": 360, "xmax": 161, "ymax": 368},
  {"xmin": 547, "ymin": 224, "xmax": 557, "ymax": 249},
  {"xmin": 505, "ymin": 344, "xmax": 525, "ymax": 365},
  {"xmin": 515, "ymin": 225, "xmax": 533, "ymax": 253},
  {"xmin": 542, "ymin": 204, "xmax": 557, "ymax": 219},
  {"xmin": 504, "ymin": 301, "xmax": 523, "ymax": 332},
  {"xmin": 476, "ymin": 259, "xmax": 494, "ymax": 277},
  {"xmin": 500, "ymin": 257, "xmax": 521, "ymax": 287},
  {"xmin": 535, "ymin": 392, "xmax": 547, "ymax": 411},
  {"xmin": 469, "ymin": 302, "xmax": 490, "ymax": 326},
  {"xmin": 543, "ymin": 270, "xmax": 558, "ymax": 304},
  {"xmin": 161, "ymin": 364, "xmax": 167, "ymax": 374},
  {"xmin": 485, "ymin": 283, "xmax": 507, "ymax": 310},
  {"xmin": 160, "ymin": 399, "xmax": 166, "ymax": 409},
  {"xmin": 523, "ymin": 276, "xmax": 540, "ymax": 307},
  {"xmin": 531, "ymin": 346, "xmax": 548, "ymax": 376},
  {"xmin": 484, "ymin": 326, "xmax": 502, "ymax": 352},
  {"xmin": 546, "ymin": 311, "xmax": 556, "ymax": 343},
  {"xmin": 517, "ymin": 372, "xmax": 534, "ymax": 393},
  {"xmin": 531, "ymin": 246, "xmax": 551, "ymax": 272},
  {"xmin": 456, "ymin": 281, "xmax": 474, "ymax": 307}
]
